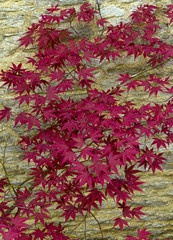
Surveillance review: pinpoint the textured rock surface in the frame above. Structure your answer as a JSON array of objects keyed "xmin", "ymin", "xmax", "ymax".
[{"xmin": 0, "ymin": 0, "xmax": 173, "ymax": 239}]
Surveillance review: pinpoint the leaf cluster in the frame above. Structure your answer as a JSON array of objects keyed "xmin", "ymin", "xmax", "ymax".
[{"xmin": 0, "ymin": 2, "xmax": 172, "ymax": 239}]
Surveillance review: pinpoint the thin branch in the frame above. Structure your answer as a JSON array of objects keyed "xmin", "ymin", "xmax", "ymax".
[
  {"xmin": 70, "ymin": 22, "xmax": 80, "ymax": 38},
  {"xmin": 68, "ymin": 216, "xmax": 87, "ymax": 235},
  {"xmin": 148, "ymin": 94, "xmax": 173, "ymax": 104},
  {"xmin": 95, "ymin": 0, "xmax": 102, "ymax": 19},
  {"xmin": 90, "ymin": 211, "xmax": 104, "ymax": 240},
  {"xmin": 16, "ymin": 176, "xmax": 35, "ymax": 191},
  {"xmin": 0, "ymin": 141, "xmax": 17, "ymax": 196},
  {"xmin": 84, "ymin": 213, "xmax": 87, "ymax": 240}
]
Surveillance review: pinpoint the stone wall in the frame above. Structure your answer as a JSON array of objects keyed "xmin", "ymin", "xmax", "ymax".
[{"xmin": 0, "ymin": 0, "xmax": 173, "ymax": 239}]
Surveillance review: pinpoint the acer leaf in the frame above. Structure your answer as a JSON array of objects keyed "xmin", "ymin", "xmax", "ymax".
[
  {"xmin": 165, "ymin": 3, "xmax": 173, "ymax": 24},
  {"xmin": 77, "ymin": 3, "xmax": 98, "ymax": 23},
  {"xmin": 46, "ymin": 85, "xmax": 60, "ymax": 101},
  {"xmin": 77, "ymin": 66, "xmax": 96, "ymax": 88},
  {"xmin": 0, "ymin": 107, "xmax": 12, "ymax": 121},
  {"xmin": 61, "ymin": 204, "xmax": 77, "ymax": 222},
  {"xmin": 11, "ymin": 214, "xmax": 31, "ymax": 230},
  {"xmin": 131, "ymin": 207, "xmax": 146, "ymax": 220},
  {"xmin": 97, "ymin": 18, "xmax": 109, "ymax": 27},
  {"xmin": 34, "ymin": 212, "xmax": 51, "ymax": 225},
  {"xmin": 137, "ymin": 228, "xmax": 151, "ymax": 239},
  {"xmin": 113, "ymin": 217, "xmax": 129, "ymax": 231},
  {"xmin": 46, "ymin": 4, "xmax": 59, "ymax": 14},
  {"xmin": 18, "ymin": 35, "xmax": 34, "ymax": 48}
]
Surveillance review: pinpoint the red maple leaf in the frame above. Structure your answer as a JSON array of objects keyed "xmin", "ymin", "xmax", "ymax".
[
  {"xmin": 18, "ymin": 35, "xmax": 34, "ymax": 48},
  {"xmin": 15, "ymin": 94, "xmax": 32, "ymax": 107},
  {"xmin": 48, "ymin": 70, "xmax": 65, "ymax": 82},
  {"xmin": 77, "ymin": 66, "xmax": 96, "ymax": 88},
  {"xmin": 165, "ymin": 3, "xmax": 173, "ymax": 24},
  {"xmin": 0, "ymin": 202, "xmax": 9, "ymax": 213},
  {"xmin": 1, "ymin": 229, "xmax": 19, "ymax": 240},
  {"xmin": 151, "ymin": 137, "xmax": 167, "ymax": 149},
  {"xmin": 113, "ymin": 217, "xmax": 129, "ymax": 230},
  {"xmin": 72, "ymin": 136, "xmax": 85, "ymax": 149},
  {"xmin": 33, "ymin": 211, "xmax": 51, "ymax": 225},
  {"xmin": 61, "ymin": 204, "xmax": 77, "ymax": 222},
  {"xmin": 15, "ymin": 187, "xmax": 32, "ymax": 210},
  {"xmin": 42, "ymin": 109, "xmax": 57, "ymax": 123},
  {"xmin": 46, "ymin": 85, "xmax": 60, "ymax": 101},
  {"xmin": 77, "ymin": 3, "xmax": 98, "ymax": 23},
  {"xmin": 116, "ymin": 189, "xmax": 133, "ymax": 205},
  {"xmin": 118, "ymin": 203, "xmax": 133, "ymax": 219},
  {"xmin": 14, "ymin": 112, "xmax": 40, "ymax": 130},
  {"xmin": 11, "ymin": 214, "xmax": 31, "ymax": 230},
  {"xmin": 131, "ymin": 206, "xmax": 146, "ymax": 220},
  {"xmin": 137, "ymin": 228, "xmax": 152, "ymax": 239},
  {"xmin": 117, "ymin": 73, "xmax": 132, "ymax": 84},
  {"xmin": 46, "ymin": 4, "xmax": 59, "ymax": 14},
  {"xmin": 86, "ymin": 189, "xmax": 106, "ymax": 212},
  {"xmin": 97, "ymin": 18, "xmax": 109, "ymax": 27},
  {"xmin": 90, "ymin": 157, "xmax": 112, "ymax": 187},
  {"xmin": 72, "ymin": 163, "xmax": 94, "ymax": 188},
  {"xmin": 32, "ymin": 229, "xmax": 47, "ymax": 240},
  {"xmin": 0, "ymin": 107, "xmax": 12, "ymax": 122},
  {"xmin": 107, "ymin": 153, "xmax": 123, "ymax": 174}
]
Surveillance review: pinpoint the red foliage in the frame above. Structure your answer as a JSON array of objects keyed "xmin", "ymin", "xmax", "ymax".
[{"xmin": 0, "ymin": 2, "xmax": 172, "ymax": 239}]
